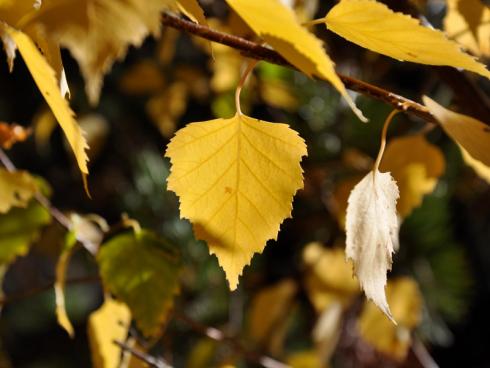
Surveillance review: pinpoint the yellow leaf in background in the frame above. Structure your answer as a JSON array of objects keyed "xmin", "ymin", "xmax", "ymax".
[
  {"xmin": 31, "ymin": 0, "xmax": 172, "ymax": 105},
  {"xmin": 54, "ymin": 233, "xmax": 77, "ymax": 338},
  {"xmin": 460, "ymin": 146, "xmax": 490, "ymax": 184},
  {"xmin": 380, "ymin": 135, "xmax": 445, "ymax": 218},
  {"xmin": 260, "ymin": 79, "xmax": 298, "ymax": 111},
  {"xmin": 225, "ymin": 0, "xmax": 367, "ymax": 122},
  {"xmin": 0, "ymin": 169, "xmax": 37, "ymax": 214},
  {"xmin": 423, "ymin": 96, "xmax": 490, "ymax": 167},
  {"xmin": 312, "ymin": 302, "xmax": 342, "ymax": 364},
  {"xmin": 119, "ymin": 60, "xmax": 166, "ymax": 95},
  {"xmin": 445, "ymin": 0, "xmax": 490, "ymax": 57},
  {"xmin": 326, "ymin": 175, "xmax": 363, "ymax": 229},
  {"xmin": 358, "ymin": 277, "xmax": 422, "ymax": 361},
  {"xmin": 302, "ymin": 243, "xmax": 359, "ymax": 312},
  {"xmin": 7, "ymin": 28, "xmax": 89, "ymax": 180},
  {"xmin": 88, "ymin": 298, "xmax": 131, "ymax": 368},
  {"xmin": 324, "ymin": 0, "xmax": 490, "ymax": 79},
  {"xmin": 287, "ymin": 350, "xmax": 323, "ymax": 368},
  {"xmin": 166, "ymin": 113, "xmax": 307, "ymax": 289},
  {"xmin": 248, "ymin": 279, "xmax": 297, "ymax": 354},
  {"xmin": 346, "ymin": 170, "xmax": 399, "ymax": 322}
]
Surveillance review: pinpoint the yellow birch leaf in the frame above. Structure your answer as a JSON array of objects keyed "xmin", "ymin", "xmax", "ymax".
[
  {"xmin": 0, "ymin": 169, "xmax": 37, "ymax": 213},
  {"xmin": 88, "ymin": 298, "xmax": 131, "ymax": 368},
  {"xmin": 31, "ymin": 0, "xmax": 172, "ymax": 105},
  {"xmin": 6, "ymin": 28, "xmax": 89, "ymax": 180},
  {"xmin": 225, "ymin": 0, "xmax": 367, "ymax": 122},
  {"xmin": 380, "ymin": 135, "xmax": 445, "ymax": 218},
  {"xmin": 358, "ymin": 277, "xmax": 422, "ymax": 361},
  {"xmin": 460, "ymin": 145, "xmax": 490, "ymax": 184},
  {"xmin": 165, "ymin": 113, "xmax": 307, "ymax": 289},
  {"xmin": 423, "ymin": 96, "xmax": 490, "ymax": 167},
  {"xmin": 323, "ymin": 0, "xmax": 490, "ymax": 79},
  {"xmin": 445, "ymin": 0, "xmax": 490, "ymax": 57},
  {"xmin": 287, "ymin": 351, "xmax": 323, "ymax": 368}
]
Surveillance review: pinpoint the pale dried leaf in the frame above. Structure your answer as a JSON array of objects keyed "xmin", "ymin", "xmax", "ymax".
[{"xmin": 345, "ymin": 170, "xmax": 399, "ymax": 321}]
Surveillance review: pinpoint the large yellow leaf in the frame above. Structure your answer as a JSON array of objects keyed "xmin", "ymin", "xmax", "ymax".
[
  {"xmin": 0, "ymin": 169, "xmax": 37, "ymax": 213},
  {"xmin": 165, "ymin": 113, "xmax": 307, "ymax": 289},
  {"xmin": 380, "ymin": 135, "xmax": 445, "ymax": 218},
  {"xmin": 445, "ymin": 0, "xmax": 490, "ymax": 57},
  {"xmin": 323, "ymin": 0, "xmax": 490, "ymax": 79},
  {"xmin": 31, "ymin": 0, "xmax": 172, "ymax": 105},
  {"xmin": 423, "ymin": 96, "xmax": 490, "ymax": 167},
  {"xmin": 88, "ymin": 298, "xmax": 131, "ymax": 368},
  {"xmin": 6, "ymin": 28, "xmax": 89, "ymax": 179},
  {"xmin": 225, "ymin": 0, "xmax": 367, "ymax": 122},
  {"xmin": 460, "ymin": 146, "xmax": 490, "ymax": 184},
  {"xmin": 358, "ymin": 277, "xmax": 422, "ymax": 361}
]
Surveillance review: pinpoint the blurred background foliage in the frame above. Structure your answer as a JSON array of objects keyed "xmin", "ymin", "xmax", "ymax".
[{"xmin": 0, "ymin": 0, "xmax": 489, "ymax": 367}]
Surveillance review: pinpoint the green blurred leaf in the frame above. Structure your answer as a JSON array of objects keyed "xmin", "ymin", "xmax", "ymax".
[
  {"xmin": 0, "ymin": 201, "xmax": 51, "ymax": 265},
  {"xmin": 97, "ymin": 229, "xmax": 180, "ymax": 337}
]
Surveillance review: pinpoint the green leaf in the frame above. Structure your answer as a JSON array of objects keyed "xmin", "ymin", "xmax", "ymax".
[
  {"xmin": 0, "ymin": 201, "xmax": 51, "ymax": 265},
  {"xmin": 97, "ymin": 229, "xmax": 180, "ymax": 337}
]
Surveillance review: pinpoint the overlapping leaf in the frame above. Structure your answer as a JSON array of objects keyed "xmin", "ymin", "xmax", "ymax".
[
  {"xmin": 165, "ymin": 113, "xmax": 307, "ymax": 289},
  {"xmin": 97, "ymin": 229, "xmax": 180, "ymax": 336},
  {"xmin": 225, "ymin": 0, "xmax": 367, "ymax": 121},
  {"xmin": 323, "ymin": 0, "xmax": 490, "ymax": 79}
]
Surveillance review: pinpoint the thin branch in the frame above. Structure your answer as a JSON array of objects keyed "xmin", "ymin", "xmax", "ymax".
[
  {"xmin": 0, "ymin": 275, "xmax": 100, "ymax": 305},
  {"xmin": 161, "ymin": 12, "xmax": 438, "ymax": 125},
  {"xmin": 114, "ymin": 340, "xmax": 172, "ymax": 368},
  {"xmin": 174, "ymin": 312, "xmax": 291, "ymax": 368}
]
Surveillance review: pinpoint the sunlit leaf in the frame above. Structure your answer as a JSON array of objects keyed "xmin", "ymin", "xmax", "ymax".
[
  {"xmin": 31, "ymin": 0, "xmax": 172, "ymax": 104},
  {"xmin": 0, "ymin": 122, "xmax": 30, "ymax": 149},
  {"xmin": 165, "ymin": 113, "xmax": 307, "ymax": 289},
  {"xmin": 88, "ymin": 298, "xmax": 131, "ymax": 368},
  {"xmin": 380, "ymin": 135, "xmax": 445, "ymax": 218},
  {"xmin": 358, "ymin": 277, "xmax": 422, "ymax": 360},
  {"xmin": 225, "ymin": 0, "xmax": 367, "ymax": 122},
  {"xmin": 423, "ymin": 96, "xmax": 490, "ymax": 167},
  {"xmin": 323, "ymin": 0, "xmax": 490, "ymax": 79},
  {"xmin": 6, "ymin": 27, "xmax": 89, "ymax": 180},
  {"xmin": 460, "ymin": 146, "xmax": 490, "ymax": 184},
  {"xmin": 97, "ymin": 229, "xmax": 180, "ymax": 337},
  {"xmin": 0, "ymin": 169, "xmax": 37, "ymax": 214},
  {"xmin": 346, "ymin": 170, "xmax": 399, "ymax": 321}
]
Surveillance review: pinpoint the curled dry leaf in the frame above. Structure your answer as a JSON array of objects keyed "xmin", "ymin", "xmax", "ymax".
[
  {"xmin": 0, "ymin": 122, "xmax": 30, "ymax": 149},
  {"xmin": 345, "ymin": 170, "xmax": 399, "ymax": 322}
]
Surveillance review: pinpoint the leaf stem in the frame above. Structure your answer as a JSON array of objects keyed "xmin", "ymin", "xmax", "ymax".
[
  {"xmin": 235, "ymin": 59, "xmax": 259, "ymax": 115},
  {"xmin": 373, "ymin": 109, "xmax": 399, "ymax": 174},
  {"xmin": 301, "ymin": 18, "xmax": 326, "ymax": 27}
]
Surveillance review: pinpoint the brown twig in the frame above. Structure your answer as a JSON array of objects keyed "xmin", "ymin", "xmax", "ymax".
[
  {"xmin": 174, "ymin": 312, "xmax": 291, "ymax": 368},
  {"xmin": 161, "ymin": 12, "xmax": 438, "ymax": 125},
  {"xmin": 0, "ymin": 275, "xmax": 100, "ymax": 305},
  {"xmin": 114, "ymin": 340, "xmax": 172, "ymax": 368}
]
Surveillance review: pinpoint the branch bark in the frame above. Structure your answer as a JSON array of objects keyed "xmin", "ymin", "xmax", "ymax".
[{"xmin": 161, "ymin": 12, "xmax": 438, "ymax": 125}]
